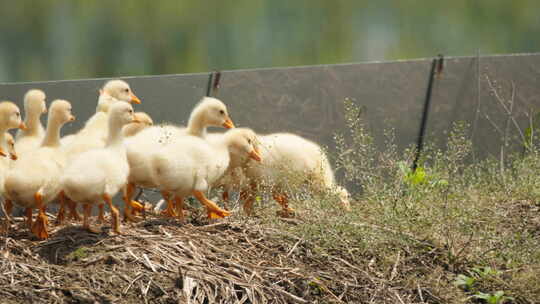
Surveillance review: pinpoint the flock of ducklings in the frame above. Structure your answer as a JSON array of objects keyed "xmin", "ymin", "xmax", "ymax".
[{"xmin": 0, "ymin": 80, "xmax": 351, "ymax": 240}]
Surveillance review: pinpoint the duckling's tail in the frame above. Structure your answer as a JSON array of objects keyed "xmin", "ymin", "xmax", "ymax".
[{"xmin": 150, "ymin": 152, "xmax": 168, "ymax": 185}]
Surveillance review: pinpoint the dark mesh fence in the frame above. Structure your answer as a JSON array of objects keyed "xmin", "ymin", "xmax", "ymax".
[
  {"xmin": 3, "ymin": 53, "xmax": 538, "ymax": 160},
  {"xmin": 426, "ymin": 54, "xmax": 540, "ymax": 158},
  {"xmin": 0, "ymin": 53, "xmax": 539, "ymax": 204}
]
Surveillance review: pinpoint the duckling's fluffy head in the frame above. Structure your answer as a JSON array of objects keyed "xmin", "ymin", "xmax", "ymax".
[
  {"xmin": 102, "ymin": 79, "xmax": 141, "ymax": 104},
  {"xmin": 133, "ymin": 112, "xmax": 153, "ymax": 126},
  {"xmin": 224, "ymin": 128, "xmax": 261, "ymax": 162},
  {"xmin": 0, "ymin": 101, "xmax": 24, "ymax": 131},
  {"xmin": 109, "ymin": 102, "xmax": 136, "ymax": 125},
  {"xmin": 191, "ymin": 97, "xmax": 234, "ymax": 129},
  {"xmin": 49, "ymin": 99, "xmax": 75, "ymax": 124},
  {"xmin": 122, "ymin": 112, "xmax": 153, "ymax": 137},
  {"xmin": 23, "ymin": 89, "xmax": 47, "ymax": 114}
]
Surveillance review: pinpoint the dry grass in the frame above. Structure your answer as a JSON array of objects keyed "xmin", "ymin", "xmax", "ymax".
[{"xmin": 0, "ymin": 209, "xmax": 385, "ymax": 304}]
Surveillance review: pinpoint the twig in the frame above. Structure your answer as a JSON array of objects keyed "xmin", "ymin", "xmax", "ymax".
[
  {"xmin": 286, "ymin": 239, "xmax": 302, "ymax": 257},
  {"xmin": 485, "ymin": 76, "xmax": 526, "ymax": 143},
  {"xmin": 394, "ymin": 290, "xmax": 406, "ymax": 304},
  {"xmin": 123, "ymin": 273, "xmax": 144, "ymax": 295},
  {"xmin": 142, "ymin": 254, "xmax": 156, "ymax": 273},
  {"xmin": 265, "ymin": 285, "xmax": 308, "ymax": 303}
]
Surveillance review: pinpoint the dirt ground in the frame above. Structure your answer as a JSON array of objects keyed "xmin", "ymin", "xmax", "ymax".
[
  {"xmin": 0, "ymin": 198, "xmax": 458, "ymax": 304},
  {"xmin": 0, "ymin": 210, "xmax": 376, "ymax": 304}
]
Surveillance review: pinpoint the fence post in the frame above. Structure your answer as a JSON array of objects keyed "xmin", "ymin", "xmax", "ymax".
[
  {"xmin": 205, "ymin": 72, "xmax": 214, "ymax": 97},
  {"xmin": 205, "ymin": 71, "xmax": 222, "ymax": 97},
  {"xmin": 412, "ymin": 55, "xmax": 444, "ymax": 171}
]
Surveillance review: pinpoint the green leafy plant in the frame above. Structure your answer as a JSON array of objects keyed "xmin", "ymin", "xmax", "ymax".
[
  {"xmin": 471, "ymin": 267, "xmax": 500, "ymax": 279},
  {"xmin": 454, "ymin": 267, "xmax": 501, "ymax": 292},
  {"xmin": 398, "ymin": 162, "xmax": 427, "ymax": 186},
  {"xmin": 523, "ymin": 110, "xmax": 539, "ymax": 152},
  {"xmin": 398, "ymin": 161, "xmax": 448, "ymax": 188},
  {"xmin": 307, "ymin": 280, "xmax": 323, "ymax": 295},
  {"xmin": 454, "ymin": 273, "xmax": 476, "ymax": 291},
  {"xmin": 473, "ymin": 291, "xmax": 514, "ymax": 304},
  {"xmin": 67, "ymin": 247, "xmax": 89, "ymax": 261}
]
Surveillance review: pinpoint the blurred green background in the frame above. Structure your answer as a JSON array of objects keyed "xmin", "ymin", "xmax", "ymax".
[{"xmin": 1, "ymin": 0, "xmax": 539, "ymax": 83}]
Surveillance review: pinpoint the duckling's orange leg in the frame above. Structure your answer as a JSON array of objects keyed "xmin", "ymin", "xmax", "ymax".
[
  {"xmin": 4, "ymin": 199, "xmax": 13, "ymax": 219},
  {"xmin": 67, "ymin": 198, "xmax": 81, "ymax": 221},
  {"xmin": 83, "ymin": 204, "xmax": 101, "ymax": 234},
  {"xmin": 125, "ymin": 183, "xmax": 144, "ymax": 216},
  {"xmin": 174, "ymin": 196, "xmax": 185, "ymax": 221},
  {"xmin": 103, "ymin": 194, "xmax": 121, "ymax": 234},
  {"xmin": 97, "ymin": 204, "xmax": 105, "ymax": 223},
  {"xmin": 192, "ymin": 191, "xmax": 231, "ymax": 219},
  {"xmin": 31, "ymin": 192, "xmax": 49, "ymax": 240},
  {"xmin": 160, "ymin": 191, "xmax": 177, "ymax": 217},
  {"xmin": 56, "ymin": 192, "xmax": 66, "ymax": 225},
  {"xmin": 122, "ymin": 184, "xmax": 139, "ymax": 222},
  {"xmin": 25, "ymin": 208, "xmax": 33, "ymax": 229},
  {"xmin": 272, "ymin": 190, "xmax": 295, "ymax": 217}
]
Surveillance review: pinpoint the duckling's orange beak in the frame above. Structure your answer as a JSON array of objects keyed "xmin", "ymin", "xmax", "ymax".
[
  {"xmin": 69, "ymin": 115, "xmax": 76, "ymax": 122},
  {"xmin": 18, "ymin": 121, "xmax": 27, "ymax": 130},
  {"xmin": 130, "ymin": 92, "xmax": 141, "ymax": 104},
  {"xmin": 132, "ymin": 117, "xmax": 142, "ymax": 123},
  {"xmin": 0, "ymin": 148, "xmax": 6, "ymax": 157},
  {"xmin": 10, "ymin": 153, "xmax": 17, "ymax": 161},
  {"xmin": 222, "ymin": 118, "xmax": 235, "ymax": 129},
  {"xmin": 249, "ymin": 148, "xmax": 262, "ymax": 162}
]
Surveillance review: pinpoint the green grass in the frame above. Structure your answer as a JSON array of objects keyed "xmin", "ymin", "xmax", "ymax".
[
  {"xmin": 252, "ymin": 99, "xmax": 540, "ymax": 303},
  {"xmin": 66, "ymin": 247, "xmax": 90, "ymax": 261}
]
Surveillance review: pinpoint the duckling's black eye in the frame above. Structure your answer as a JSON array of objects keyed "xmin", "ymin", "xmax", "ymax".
[
  {"xmin": 125, "ymin": 88, "xmax": 130, "ymax": 93},
  {"xmin": 219, "ymin": 110, "xmax": 225, "ymax": 115},
  {"xmin": 15, "ymin": 112, "xmax": 20, "ymax": 117},
  {"xmin": 247, "ymin": 139, "xmax": 251, "ymax": 144}
]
